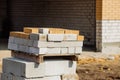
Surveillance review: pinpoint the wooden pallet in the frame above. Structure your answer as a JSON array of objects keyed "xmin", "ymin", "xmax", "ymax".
[{"xmin": 11, "ymin": 51, "xmax": 78, "ymax": 63}]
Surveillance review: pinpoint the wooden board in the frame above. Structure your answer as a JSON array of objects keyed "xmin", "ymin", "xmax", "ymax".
[{"xmin": 11, "ymin": 51, "xmax": 78, "ymax": 63}]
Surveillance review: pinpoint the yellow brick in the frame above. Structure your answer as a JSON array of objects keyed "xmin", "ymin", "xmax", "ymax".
[
  {"xmin": 49, "ymin": 29, "xmax": 65, "ymax": 34},
  {"xmin": 40, "ymin": 28, "xmax": 65, "ymax": 34},
  {"xmin": 77, "ymin": 35, "xmax": 84, "ymax": 41},
  {"xmin": 10, "ymin": 32, "xmax": 23, "ymax": 38},
  {"xmin": 19, "ymin": 33, "xmax": 29, "ymax": 39},
  {"xmin": 96, "ymin": 0, "xmax": 102, "ymax": 20},
  {"xmin": 24, "ymin": 27, "xmax": 39, "ymax": 33},
  {"xmin": 65, "ymin": 29, "xmax": 79, "ymax": 35},
  {"xmin": 102, "ymin": 0, "xmax": 120, "ymax": 20},
  {"xmin": 96, "ymin": 0, "xmax": 120, "ymax": 20}
]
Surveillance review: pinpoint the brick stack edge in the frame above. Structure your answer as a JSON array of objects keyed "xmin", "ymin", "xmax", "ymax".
[{"xmin": 1, "ymin": 27, "xmax": 84, "ymax": 80}]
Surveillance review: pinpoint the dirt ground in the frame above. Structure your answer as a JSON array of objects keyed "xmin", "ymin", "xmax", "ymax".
[
  {"xmin": 0, "ymin": 52, "xmax": 120, "ymax": 80},
  {"xmin": 77, "ymin": 60, "xmax": 120, "ymax": 80}
]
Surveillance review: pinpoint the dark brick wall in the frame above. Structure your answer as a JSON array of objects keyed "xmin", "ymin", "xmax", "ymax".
[
  {"xmin": 4, "ymin": 0, "xmax": 96, "ymax": 46},
  {"xmin": 0, "ymin": 0, "xmax": 7, "ymax": 38},
  {"xmin": 0, "ymin": 0, "xmax": 7, "ymax": 37}
]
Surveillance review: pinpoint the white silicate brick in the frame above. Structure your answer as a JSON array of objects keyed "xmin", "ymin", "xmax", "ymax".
[
  {"xmin": 68, "ymin": 47, "xmax": 75, "ymax": 54},
  {"xmin": 30, "ymin": 33, "xmax": 47, "ymax": 41},
  {"xmin": 33, "ymin": 41, "xmax": 49, "ymax": 47},
  {"xmin": 33, "ymin": 41, "xmax": 83, "ymax": 48},
  {"xmin": 29, "ymin": 47, "xmax": 47, "ymax": 54},
  {"xmin": 75, "ymin": 47, "xmax": 82, "ymax": 54},
  {"xmin": 39, "ymin": 28, "xmax": 49, "ymax": 34},
  {"xmin": 47, "ymin": 48, "xmax": 61, "ymax": 54},
  {"xmin": 48, "ymin": 34, "xmax": 64, "ymax": 42},
  {"xmin": 64, "ymin": 34, "xmax": 77, "ymax": 41},
  {"xmin": 61, "ymin": 48, "xmax": 68, "ymax": 54}
]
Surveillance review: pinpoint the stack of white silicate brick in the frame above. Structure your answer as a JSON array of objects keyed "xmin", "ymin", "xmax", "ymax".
[
  {"xmin": 8, "ymin": 27, "xmax": 84, "ymax": 55},
  {"xmin": 1, "ymin": 27, "xmax": 84, "ymax": 80}
]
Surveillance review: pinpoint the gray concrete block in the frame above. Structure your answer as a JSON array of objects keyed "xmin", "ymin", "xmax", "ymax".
[
  {"xmin": 14, "ymin": 37, "xmax": 34, "ymax": 47},
  {"xmin": 14, "ymin": 38, "xmax": 24, "ymax": 45},
  {"xmin": 27, "ymin": 40, "xmax": 34, "ymax": 47},
  {"xmin": 44, "ymin": 59, "xmax": 76, "ymax": 76},
  {"xmin": 1, "ymin": 73, "xmax": 61, "ymax": 80},
  {"xmin": 33, "ymin": 41, "xmax": 83, "ymax": 48},
  {"xmin": 8, "ymin": 43, "xmax": 18, "ymax": 51},
  {"xmin": 61, "ymin": 48, "xmax": 68, "ymax": 54},
  {"xmin": 23, "ymin": 39, "xmax": 33, "ymax": 47},
  {"xmin": 3, "ymin": 58, "xmax": 45, "ymax": 78},
  {"xmin": 1, "ymin": 73, "xmax": 13, "ymax": 80},
  {"xmin": 20, "ymin": 39, "xmax": 28, "ymax": 46},
  {"xmin": 18, "ymin": 45, "xmax": 29, "ymax": 53},
  {"xmin": 48, "ymin": 34, "xmax": 64, "ymax": 42},
  {"xmin": 30, "ymin": 33, "xmax": 47, "ymax": 41},
  {"xmin": 64, "ymin": 34, "xmax": 77, "ymax": 41},
  {"xmin": 8, "ymin": 37, "xmax": 15, "ymax": 43},
  {"xmin": 3, "ymin": 58, "xmax": 76, "ymax": 78},
  {"xmin": 68, "ymin": 47, "xmax": 75, "ymax": 54},
  {"xmin": 29, "ymin": 47, "xmax": 47, "ymax": 54}
]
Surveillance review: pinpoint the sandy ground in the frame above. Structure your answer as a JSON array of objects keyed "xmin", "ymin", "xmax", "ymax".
[
  {"xmin": 77, "ymin": 60, "xmax": 120, "ymax": 80},
  {"xmin": 0, "ymin": 50, "xmax": 11, "ymax": 80},
  {"xmin": 0, "ymin": 50, "xmax": 11, "ymax": 73}
]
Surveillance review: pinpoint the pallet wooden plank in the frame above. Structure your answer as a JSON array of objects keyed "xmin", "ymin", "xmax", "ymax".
[
  {"xmin": 11, "ymin": 51, "xmax": 44, "ymax": 63},
  {"xmin": 11, "ymin": 51, "xmax": 78, "ymax": 63}
]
